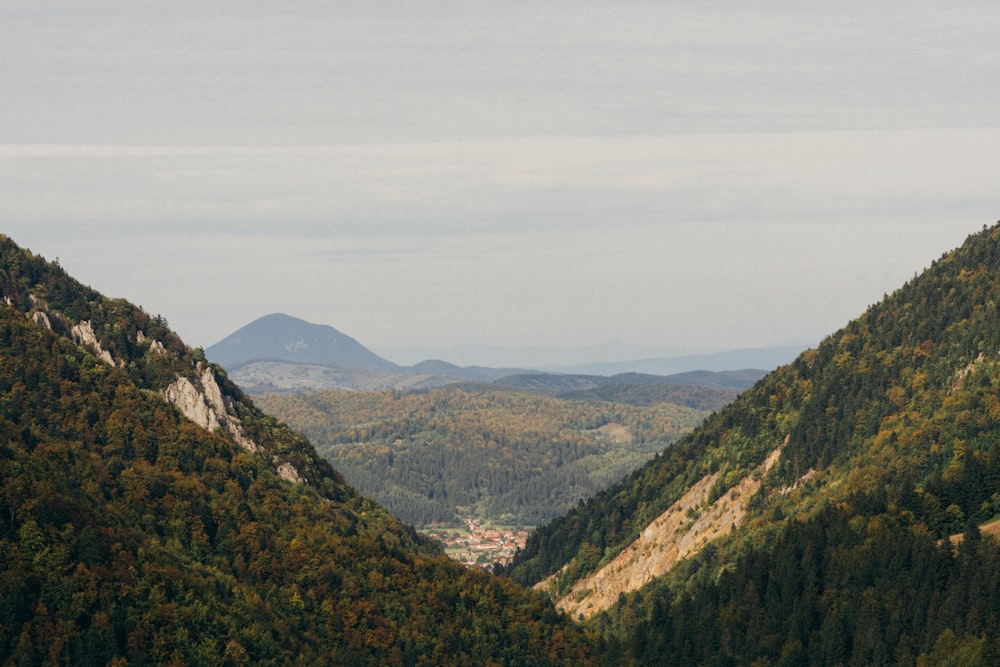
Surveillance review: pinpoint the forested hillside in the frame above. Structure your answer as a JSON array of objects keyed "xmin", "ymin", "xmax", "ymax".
[
  {"xmin": 255, "ymin": 388, "xmax": 708, "ymax": 527},
  {"xmin": 505, "ymin": 222, "xmax": 1000, "ymax": 664},
  {"xmin": 0, "ymin": 236, "xmax": 599, "ymax": 665}
]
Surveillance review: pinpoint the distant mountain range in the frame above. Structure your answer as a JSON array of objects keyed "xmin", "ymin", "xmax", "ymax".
[
  {"xmin": 205, "ymin": 312, "xmax": 791, "ymax": 393},
  {"xmin": 543, "ymin": 344, "xmax": 809, "ymax": 376},
  {"xmin": 377, "ymin": 340, "xmax": 811, "ymax": 372}
]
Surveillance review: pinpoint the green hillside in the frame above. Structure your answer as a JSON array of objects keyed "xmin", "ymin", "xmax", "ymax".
[
  {"xmin": 255, "ymin": 388, "xmax": 708, "ymax": 527},
  {"xmin": 505, "ymin": 222, "xmax": 1000, "ymax": 664},
  {"xmin": 0, "ymin": 237, "xmax": 598, "ymax": 665}
]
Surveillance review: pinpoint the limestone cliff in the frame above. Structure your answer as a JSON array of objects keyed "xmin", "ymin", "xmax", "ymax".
[
  {"xmin": 71, "ymin": 320, "xmax": 120, "ymax": 367},
  {"xmin": 162, "ymin": 366, "xmax": 260, "ymax": 454}
]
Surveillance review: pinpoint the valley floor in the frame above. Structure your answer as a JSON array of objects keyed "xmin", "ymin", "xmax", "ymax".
[{"xmin": 421, "ymin": 518, "xmax": 531, "ymax": 569}]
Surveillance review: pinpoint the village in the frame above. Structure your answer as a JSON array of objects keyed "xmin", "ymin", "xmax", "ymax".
[{"xmin": 421, "ymin": 518, "xmax": 531, "ymax": 570}]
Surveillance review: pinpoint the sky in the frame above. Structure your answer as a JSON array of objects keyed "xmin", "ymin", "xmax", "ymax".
[{"xmin": 2, "ymin": 2, "xmax": 999, "ymax": 366}]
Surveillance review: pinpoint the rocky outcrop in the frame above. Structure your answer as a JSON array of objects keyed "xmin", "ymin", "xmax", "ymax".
[
  {"xmin": 160, "ymin": 367, "xmax": 317, "ymax": 485},
  {"xmin": 276, "ymin": 461, "xmax": 306, "ymax": 484},
  {"xmin": 71, "ymin": 320, "xmax": 119, "ymax": 367},
  {"xmin": 136, "ymin": 330, "xmax": 166, "ymax": 355},
  {"xmin": 25, "ymin": 294, "xmax": 60, "ymax": 332},
  {"xmin": 162, "ymin": 366, "xmax": 260, "ymax": 454},
  {"xmin": 31, "ymin": 311, "xmax": 52, "ymax": 330},
  {"xmin": 546, "ymin": 445, "xmax": 784, "ymax": 619}
]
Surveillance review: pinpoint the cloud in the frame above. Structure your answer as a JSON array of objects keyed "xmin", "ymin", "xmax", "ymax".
[
  {"xmin": 3, "ymin": 3, "xmax": 999, "ymax": 356},
  {"xmin": 4, "ymin": 2, "xmax": 999, "ymax": 146},
  {"xmin": 3, "ymin": 128, "xmax": 998, "ymax": 234}
]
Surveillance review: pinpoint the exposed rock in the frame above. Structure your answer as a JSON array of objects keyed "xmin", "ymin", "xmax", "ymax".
[
  {"xmin": 71, "ymin": 320, "xmax": 119, "ymax": 367},
  {"xmin": 25, "ymin": 295, "xmax": 56, "ymax": 331},
  {"xmin": 136, "ymin": 330, "xmax": 167, "ymax": 355},
  {"xmin": 276, "ymin": 461, "xmax": 305, "ymax": 484},
  {"xmin": 31, "ymin": 311, "xmax": 52, "ymax": 330},
  {"xmin": 163, "ymin": 374, "xmax": 223, "ymax": 432},
  {"xmin": 951, "ymin": 352, "xmax": 989, "ymax": 392},
  {"xmin": 545, "ymin": 445, "xmax": 784, "ymax": 619},
  {"xmin": 162, "ymin": 367, "xmax": 260, "ymax": 453}
]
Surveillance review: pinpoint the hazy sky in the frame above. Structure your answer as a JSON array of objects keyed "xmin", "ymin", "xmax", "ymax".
[{"xmin": 3, "ymin": 2, "xmax": 999, "ymax": 362}]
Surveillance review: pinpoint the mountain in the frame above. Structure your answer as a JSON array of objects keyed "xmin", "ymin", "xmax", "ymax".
[
  {"xmin": 504, "ymin": 222, "xmax": 1000, "ymax": 663},
  {"xmin": 205, "ymin": 312, "xmax": 399, "ymax": 371},
  {"xmin": 0, "ymin": 237, "xmax": 597, "ymax": 665}
]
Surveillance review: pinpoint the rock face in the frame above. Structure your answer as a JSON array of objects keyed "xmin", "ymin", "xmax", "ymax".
[
  {"xmin": 71, "ymin": 320, "xmax": 119, "ymax": 367},
  {"xmin": 545, "ymin": 445, "xmax": 784, "ymax": 619},
  {"xmin": 276, "ymin": 461, "xmax": 306, "ymax": 484},
  {"xmin": 136, "ymin": 330, "xmax": 166, "ymax": 355},
  {"xmin": 162, "ymin": 366, "xmax": 260, "ymax": 454},
  {"xmin": 31, "ymin": 311, "xmax": 52, "ymax": 330}
]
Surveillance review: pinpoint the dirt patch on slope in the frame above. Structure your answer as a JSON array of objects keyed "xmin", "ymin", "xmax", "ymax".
[
  {"xmin": 545, "ymin": 446, "xmax": 783, "ymax": 619},
  {"xmin": 949, "ymin": 517, "xmax": 1000, "ymax": 546}
]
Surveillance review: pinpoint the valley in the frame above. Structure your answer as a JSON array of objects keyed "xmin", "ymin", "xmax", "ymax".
[
  {"xmin": 9, "ymin": 223, "xmax": 1000, "ymax": 664},
  {"xmin": 255, "ymin": 387, "xmax": 713, "ymax": 531}
]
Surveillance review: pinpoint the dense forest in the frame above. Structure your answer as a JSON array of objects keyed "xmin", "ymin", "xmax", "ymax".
[
  {"xmin": 0, "ymin": 236, "xmax": 599, "ymax": 665},
  {"xmin": 255, "ymin": 388, "xmax": 708, "ymax": 527},
  {"xmin": 600, "ymin": 501, "xmax": 1000, "ymax": 665},
  {"xmin": 505, "ymin": 222, "xmax": 1000, "ymax": 664}
]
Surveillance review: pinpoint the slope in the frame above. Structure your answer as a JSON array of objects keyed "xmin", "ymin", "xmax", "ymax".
[
  {"xmin": 504, "ymin": 222, "xmax": 1000, "ymax": 664},
  {"xmin": 0, "ymin": 237, "xmax": 598, "ymax": 665}
]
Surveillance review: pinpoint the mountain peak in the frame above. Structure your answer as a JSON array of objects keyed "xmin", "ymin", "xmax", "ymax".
[{"xmin": 206, "ymin": 312, "xmax": 398, "ymax": 371}]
